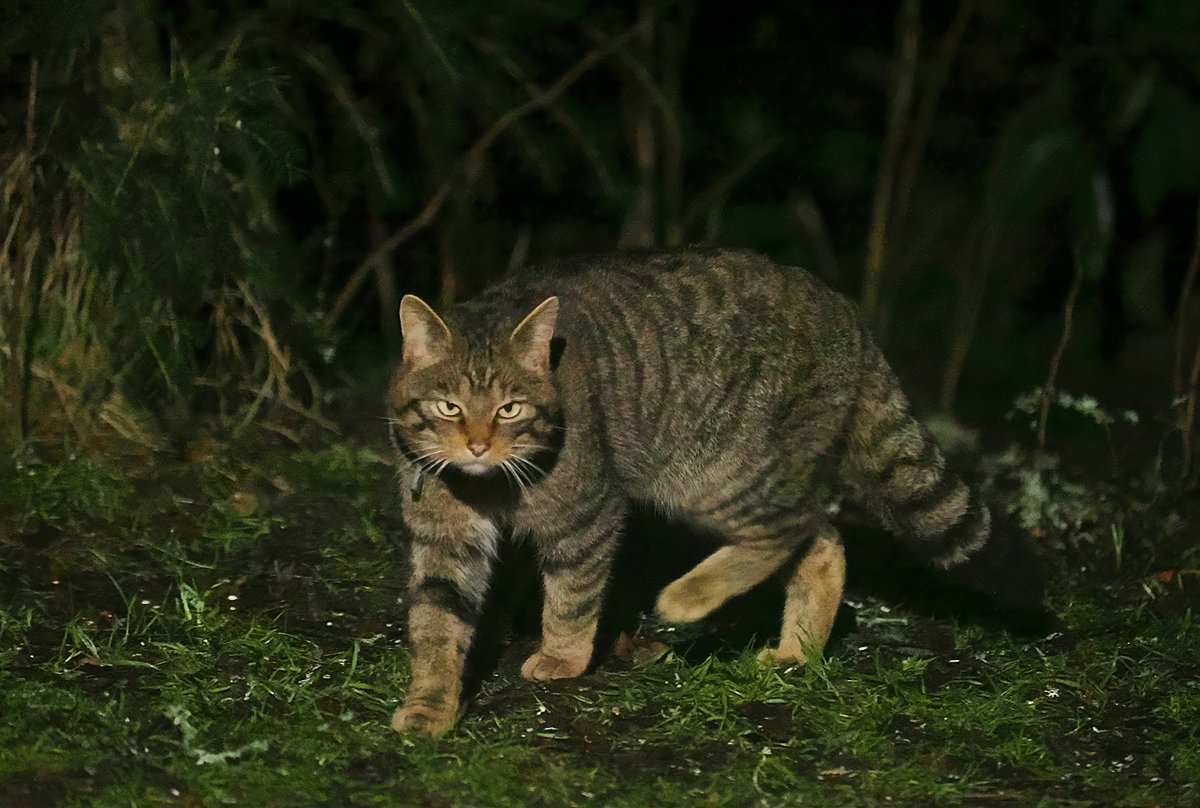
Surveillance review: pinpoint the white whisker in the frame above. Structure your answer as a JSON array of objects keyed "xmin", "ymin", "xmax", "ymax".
[
  {"xmin": 510, "ymin": 443, "xmax": 554, "ymax": 453},
  {"xmin": 506, "ymin": 459, "xmax": 530, "ymax": 487},
  {"xmin": 509, "ymin": 454, "xmax": 547, "ymax": 479},
  {"xmin": 501, "ymin": 460, "xmax": 529, "ymax": 498},
  {"xmin": 428, "ymin": 458, "xmax": 451, "ymax": 480}
]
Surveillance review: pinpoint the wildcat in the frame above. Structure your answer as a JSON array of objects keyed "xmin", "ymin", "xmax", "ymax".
[{"xmin": 386, "ymin": 247, "xmax": 1045, "ymax": 737}]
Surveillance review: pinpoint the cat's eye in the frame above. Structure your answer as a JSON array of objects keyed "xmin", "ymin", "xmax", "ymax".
[
  {"xmin": 433, "ymin": 400, "xmax": 462, "ymax": 418},
  {"xmin": 496, "ymin": 402, "xmax": 523, "ymax": 420}
]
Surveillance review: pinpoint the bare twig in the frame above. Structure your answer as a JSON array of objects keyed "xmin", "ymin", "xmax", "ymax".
[
  {"xmin": 471, "ymin": 35, "xmax": 616, "ymax": 196},
  {"xmin": 862, "ymin": 0, "xmax": 920, "ymax": 321},
  {"xmin": 890, "ymin": 0, "xmax": 977, "ymax": 251},
  {"xmin": 791, "ymin": 191, "xmax": 841, "ymax": 284},
  {"xmin": 1037, "ymin": 250, "xmax": 1087, "ymax": 452},
  {"xmin": 294, "ymin": 46, "xmax": 395, "ymax": 198},
  {"xmin": 683, "ymin": 138, "xmax": 782, "ymax": 240},
  {"xmin": 322, "ymin": 24, "xmax": 642, "ymax": 326},
  {"xmin": 938, "ymin": 218, "xmax": 991, "ymax": 412},
  {"xmin": 505, "ymin": 224, "xmax": 532, "ymax": 276}
]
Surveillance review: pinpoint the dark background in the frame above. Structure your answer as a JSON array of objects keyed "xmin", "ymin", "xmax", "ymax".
[{"xmin": 2, "ymin": 0, "xmax": 1199, "ymax": 464}]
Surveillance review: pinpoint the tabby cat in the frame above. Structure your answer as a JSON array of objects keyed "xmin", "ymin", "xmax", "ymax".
[{"xmin": 387, "ymin": 248, "xmax": 1044, "ymax": 736}]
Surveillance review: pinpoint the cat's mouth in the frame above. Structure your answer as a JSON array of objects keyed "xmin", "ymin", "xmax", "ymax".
[{"xmin": 455, "ymin": 460, "xmax": 500, "ymax": 476}]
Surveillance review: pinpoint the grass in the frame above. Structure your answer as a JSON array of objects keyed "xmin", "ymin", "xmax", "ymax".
[{"xmin": 0, "ymin": 436, "xmax": 1197, "ymax": 806}]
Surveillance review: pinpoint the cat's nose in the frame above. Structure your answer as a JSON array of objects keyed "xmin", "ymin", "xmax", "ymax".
[{"xmin": 468, "ymin": 442, "xmax": 490, "ymax": 457}]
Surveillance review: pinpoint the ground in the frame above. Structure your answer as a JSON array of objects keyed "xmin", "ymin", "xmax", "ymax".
[{"xmin": 0, "ymin": 430, "xmax": 1196, "ymax": 807}]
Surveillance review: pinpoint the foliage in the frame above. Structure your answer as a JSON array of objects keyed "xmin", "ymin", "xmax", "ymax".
[{"xmin": 0, "ymin": 1, "xmax": 1196, "ymax": 454}]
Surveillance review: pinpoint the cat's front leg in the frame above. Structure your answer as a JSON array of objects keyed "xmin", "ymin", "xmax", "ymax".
[
  {"xmin": 392, "ymin": 520, "xmax": 497, "ymax": 736},
  {"xmin": 523, "ymin": 498, "xmax": 624, "ymax": 681}
]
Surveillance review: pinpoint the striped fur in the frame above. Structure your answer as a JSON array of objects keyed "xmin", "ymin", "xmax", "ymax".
[{"xmin": 388, "ymin": 247, "xmax": 1036, "ymax": 736}]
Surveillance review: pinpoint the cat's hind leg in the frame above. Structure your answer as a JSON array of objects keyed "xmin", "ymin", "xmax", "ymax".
[
  {"xmin": 757, "ymin": 530, "xmax": 845, "ymax": 666},
  {"xmin": 654, "ymin": 540, "xmax": 795, "ymax": 623}
]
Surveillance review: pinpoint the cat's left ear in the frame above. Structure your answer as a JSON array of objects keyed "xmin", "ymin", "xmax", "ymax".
[{"xmin": 510, "ymin": 296, "xmax": 558, "ymax": 374}]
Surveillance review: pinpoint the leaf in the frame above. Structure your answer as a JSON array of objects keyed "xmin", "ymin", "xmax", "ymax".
[
  {"xmin": 985, "ymin": 80, "xmax": 1086, "ymax": 224},
  {"xmin": 1131, "ymin": 85, "xmax": 1200, "ymax": 216},
  {"xmin": 1110, "ymin": 66, "xmax": 1159, "ymax": 136},
  {"xmin": 1122, "ymin": 233, "xmax": 1168, "ymax": 325},
  {"xmin": 1072, "ymin": 170, "xmax": 1115, "ymax": 283}
]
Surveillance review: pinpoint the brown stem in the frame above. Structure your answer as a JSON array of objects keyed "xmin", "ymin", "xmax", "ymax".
[
  {"xmin": 1183, "ymin": 334, "xmax": 1200, "ymax": 477},
  {"xmin": 7, "ymin": 58, "xmax": 39, "ymax": 444},
  {"xmin": 1037, "ymin": 252, "xmax": 1087, "ymax": 452},
  {"xmin": 876, "ymin": 0, "xmax": 976, "ymax": 340},
  {"xmin": 684, "ymin": 138, "xmax": 782, "ymax": 240},
  {"xmin": 659, "ymin": 1, "xmax": 692, "ymax": 245},
  {"xmin": 294, "ymin": 46, "xmax": 395, "ymax": 198},
  {"xmin": 862, "ymin": 0, "xmax": 920, "ymax": 321},
  {"xmin": 1173, "ymin": 202, "xmax": 1200, "ymax": 398},
  {"xmin": 791, "ymin": 191, "xmax": 841, "ymax": 284},
  {"xmin": 470, "ymin": 35, "xmax": 616, "ymax": 196},
  {"xmin": 369, "ymin": 196, "xmax": 400, "ymax": 354},
  {"xmin": 617, "ymin": 6, "xmax": 659, "ymax": 249},
  {"xmin": 322, "ymin": 24, "xmax": 642, "ymax": 327},
  {"xmin": 938, "ymin": 218, "xmax": 992, "ymax": 413}
]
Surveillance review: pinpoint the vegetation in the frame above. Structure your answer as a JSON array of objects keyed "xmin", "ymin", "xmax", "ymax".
[
  {"xmin": 2, "ymin": 0, "xmax": 1199, "ymax": 805},
  {"xmin": 1, "ymin": 440, "xmax": 1197, "ymax": 806}
]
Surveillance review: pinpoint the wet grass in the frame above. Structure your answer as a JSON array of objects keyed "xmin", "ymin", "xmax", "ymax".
[{"xmin": 0, "ymin": 437, "xmax": 1197, "ymax": 806}]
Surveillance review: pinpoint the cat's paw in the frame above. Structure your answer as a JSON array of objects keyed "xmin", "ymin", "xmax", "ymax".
[
  {"xmin": 655, "ymin": 579, "xmax": 720, "ymax": 624},
  {"xmin": 391, "ymin": 702, "xmax": 456, "ymax": 737},
  {"xmin": 520, "ymin": 649, "xmax": 589, "ymax": 681},
  {"xmin": 755, "ymin": 646, "xmax": 809, "ymax": 668}
]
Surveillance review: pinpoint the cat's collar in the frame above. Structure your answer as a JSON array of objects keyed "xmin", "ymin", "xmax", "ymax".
[{"xmin": 409, "ymin": 466, "xmax": 425, "ymax": 502}]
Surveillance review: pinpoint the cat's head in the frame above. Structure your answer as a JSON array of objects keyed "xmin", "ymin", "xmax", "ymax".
[{"xmin": 388, "ymin": 294, "xmax": 562, "ymax": 481}]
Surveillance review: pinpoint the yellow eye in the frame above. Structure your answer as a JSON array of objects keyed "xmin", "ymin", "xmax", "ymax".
[
  {"xmin": 434, "ymin": 400, "xmax": 462, "ymax": 418},
  {"xmin": 496, "ymin": 402, "xmax": 523, "ymax": 420}
]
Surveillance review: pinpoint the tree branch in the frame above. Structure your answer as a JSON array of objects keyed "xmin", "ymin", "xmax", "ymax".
[
  {"xmin": 322, "ymin": 24, "xmax": 643, "ymax": 328},
  {"xmin": 890, "ymin": 0, "xmax": 977, "ymax": 265}
]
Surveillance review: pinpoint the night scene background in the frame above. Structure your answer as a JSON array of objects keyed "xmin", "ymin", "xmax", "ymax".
[{"xmin": 1, "ymin": 1, "xmax": 1198, "ymax": 805}]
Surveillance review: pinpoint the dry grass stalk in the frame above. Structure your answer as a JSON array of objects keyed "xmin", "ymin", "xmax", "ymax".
[{"xmin": 861, "ymin": 0, "xmax": 920, "ymax": 321}]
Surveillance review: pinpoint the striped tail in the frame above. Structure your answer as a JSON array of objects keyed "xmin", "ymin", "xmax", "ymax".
[{"xmin": 839, "ymin": 341, "xmax": 1048, "ymax": 621}]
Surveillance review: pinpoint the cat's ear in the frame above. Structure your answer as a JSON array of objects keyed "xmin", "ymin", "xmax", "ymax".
[
  {"xmin": 510, "ymin": 296, "xmax": 558, "ymax": 373},
  {"xmin": 399, "ymin": 295, "xmax": 452, "ymax": 369}
]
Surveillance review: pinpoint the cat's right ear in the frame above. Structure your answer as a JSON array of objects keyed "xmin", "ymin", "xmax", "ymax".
[
  {"xmin": 510, "ymin": 296, "xmax": 558, "ymax": 374},
  {"xmin": 399, "ymin": 295, "xmax": 452, "ymax": 369}
]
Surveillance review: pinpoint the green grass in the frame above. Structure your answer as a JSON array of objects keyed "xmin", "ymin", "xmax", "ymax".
[{"xmin": 0, "ymin": 439, "xmax": 1197, "ymax": 806}]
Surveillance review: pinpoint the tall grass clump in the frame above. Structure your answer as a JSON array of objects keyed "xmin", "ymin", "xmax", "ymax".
[{"xmin": 1, "ymin": 1, "xmax": 311, "ymax": 450}]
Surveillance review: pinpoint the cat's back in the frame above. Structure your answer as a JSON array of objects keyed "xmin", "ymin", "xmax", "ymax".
[
  {"xmin": 504, "ymin": 247, "xmax": 861, "ymax": 353},
  {"xmin": 454, "ymin": 247, "xmax": 866, "ymax": 393},
  {"xmin": 464, "ymin": 249, "xmax": 866, "ymax": 484}
]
